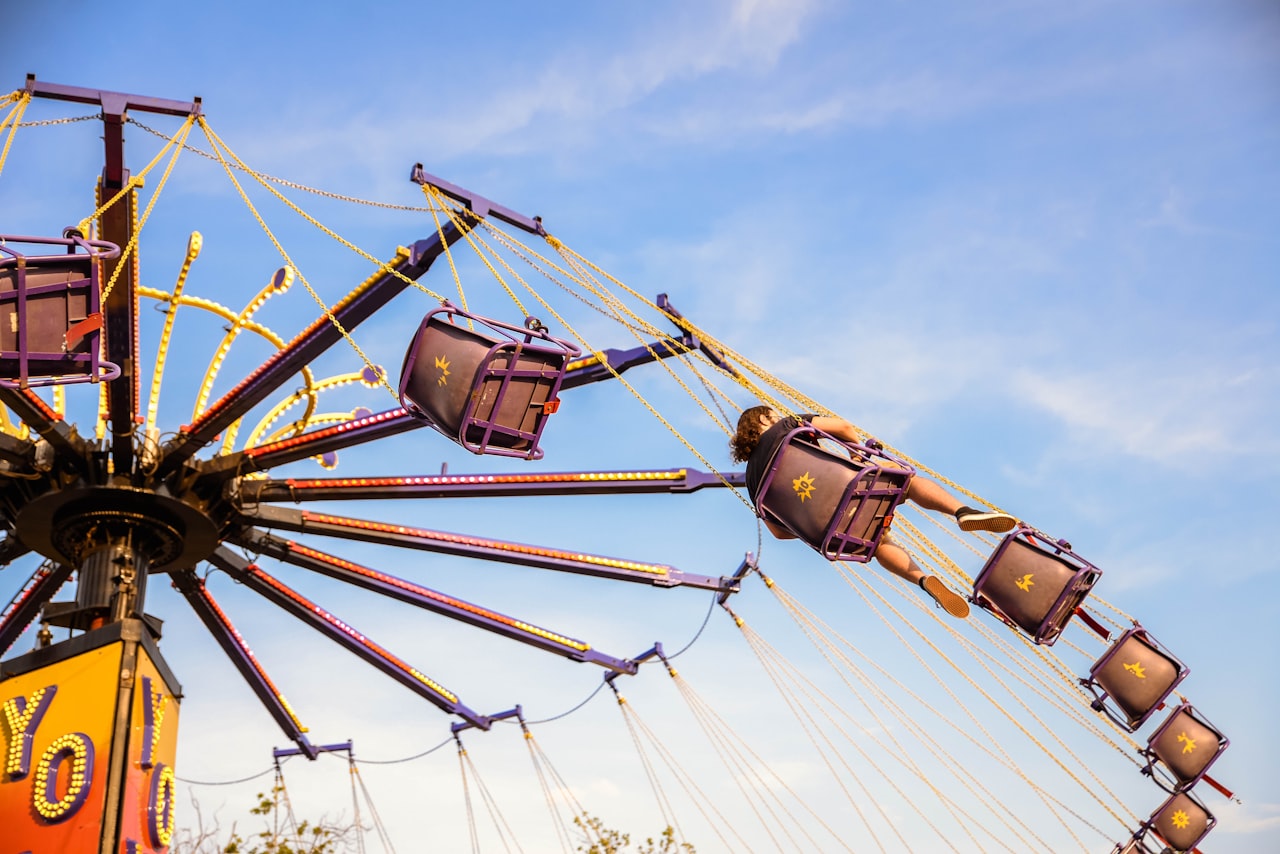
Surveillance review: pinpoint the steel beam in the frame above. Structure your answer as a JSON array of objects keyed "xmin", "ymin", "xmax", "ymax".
[
  {"xmin": 234, "ymin": 528, "xmax": 637, "ymax": 673},
  {"xmin": 239, "ymin": 505, "xmax": 740, "ymax": 592},
  {"xmin": 170, "ymin": 569, "xmax": 318, "ymax": 758},
  {"xmin": 239, "ymin": 467, "xmax": 744, "ymax": 503},
  {"xmin": 208, "ymin": 546, "xmax": 490, "ymax": 729},
  {"xmin": 0, "ymin": 561, "xmax": 73, "ymax": 657},
  {"xmin": 160, "ymin": 231, "xmax": 467, "ymax": 476}
]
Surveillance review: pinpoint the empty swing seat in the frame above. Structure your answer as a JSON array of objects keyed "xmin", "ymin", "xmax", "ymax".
[
  {"xmin": 1082, "ymin": 625, "xmax": 1188, "ymax": 732},
  {"xmin": 971, "ymin": 526, "xmax": 1102, "ymax": 646},
  {"xmin": 0, "ymin": 231, "xmax": 121, "ymax": 388},
  {"xmin": 1141, "ymin": 702, "xmax": 1229, "ymax": 794},
  {"xmin": 755, "ymin": 426, "xmax": 915, "ymax": 562},
  {"xmin": 1140, "ymin": 790, "xmax": 1216, "ymax": 853},
  {"xmin": 399, "ymin": 302, "xmax": 580, "ymax": 460}
]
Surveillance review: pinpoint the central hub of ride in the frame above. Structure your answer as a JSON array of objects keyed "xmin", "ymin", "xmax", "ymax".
[{"xmin": 14, "ymin": 483, "xmax": 221, "ymax": 574}]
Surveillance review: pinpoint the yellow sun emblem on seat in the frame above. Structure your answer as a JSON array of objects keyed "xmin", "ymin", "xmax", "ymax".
[
  {"xmin": 792, "ymin": 471, "xmax": 816, "ymax": 502},
  {"xmin": 1016, "ymin": 573, "xmax": 1035, "ymax": 592},
  {"xmin": 1177, "ymin": 731, "xmax": 1197, "ymax": 754},
  {"xmin": 1124, "ymin": 661, "xmax": 1147, "ymax": 679},
  {"xmin": 434, "ymin": 354, "xmax": 451, "ymax": 386},
  {"xmin": 1170, "ymin": 808, "xmax": 1190, "ymax": 829}
]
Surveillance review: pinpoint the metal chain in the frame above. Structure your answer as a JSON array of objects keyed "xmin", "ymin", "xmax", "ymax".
[
  {"xmin": 17, "ymin": 113, "xmax": 100, "ymax": 127},
  {"xmin": 128, "ymin": 117, "xmax": 446, "ymax": 213}
]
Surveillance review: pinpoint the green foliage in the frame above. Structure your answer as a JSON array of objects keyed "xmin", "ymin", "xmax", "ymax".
[
  {"xmin": 573, "ymin": 813, "xmax": 695, "ymax": 854},
  {"xmin": 172, "ymin": 785, "xmax": 359, "ymax": 854}
]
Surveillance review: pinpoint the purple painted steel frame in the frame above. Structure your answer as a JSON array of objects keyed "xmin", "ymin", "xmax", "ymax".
[
  {"xmin": 240, "ymin": 467, "xmax": 744, "ymax": 503},
  {"xmin": 234, "ymin": 528, "xmax": 638, "ymax": 674},
  {"xmin": 452, "ymin": 705, "xmax": 522, "ymax": 736},
  {"xmin": 160, "ymin": 229, "xmax": 470, "ymax": 476},
  {"xmin": 273, "ymin": 740, "xmax": 351, "ymax": 761},
  {"xmin": 207, "ymin": 546, "xmax": 491, "ymax": 729},
  {"xmin": 398, "ymin": 302, "xmax": 581, "ymax": 459},
  {"xmin": 170, "ymin": 569, "xmax": 318, "ymax": 759},
  {"xmin": 238, "ymin": 504, "xmax": 739, "ymax": 593},
  {"xmin": 25, "ymin": 75, "xmax": 203, "ymax": 476},
  {"xmin": 0, "ymin": 233, "xmax": 121, "ymax": 389},
  {"xmin": 411, "ymin": 164, "xmax": 544, "ymax": 236},
  {"xmin": 561, "ymin": 293, "xmax": 738, "ymax": 389}
]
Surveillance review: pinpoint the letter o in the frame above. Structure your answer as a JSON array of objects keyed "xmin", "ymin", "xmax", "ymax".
[
  {"xmin": 148, "ymin": 762, "xmax": 176, "ymax": 849},
  {"xmin": 32, "ymin": 732, "xmax": 94, "ymax": 823}
]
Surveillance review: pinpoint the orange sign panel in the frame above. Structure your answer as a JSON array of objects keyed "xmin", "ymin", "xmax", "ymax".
[{"xmin": 0, "ymin": 636, "xmax": 179, "ymax": 853}]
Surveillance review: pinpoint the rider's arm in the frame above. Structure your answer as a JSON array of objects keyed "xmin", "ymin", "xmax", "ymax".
[{"xmin": 808, "ymin": 415, "xmax": 861, "ymax": 444}]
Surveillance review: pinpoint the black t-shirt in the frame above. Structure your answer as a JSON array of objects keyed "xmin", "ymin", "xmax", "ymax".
[{"xmin": 745, "ymin": 414, "xmax": 814, "ymax": 503}]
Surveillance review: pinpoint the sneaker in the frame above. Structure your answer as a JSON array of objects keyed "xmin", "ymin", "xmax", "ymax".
[
  {"xmin": 955, "ymin": 506, "xmax": 1018, "ymax": 533},
  {"xmin": 921, "ymin": 576, "xmax": 970, "ymax": 619}
]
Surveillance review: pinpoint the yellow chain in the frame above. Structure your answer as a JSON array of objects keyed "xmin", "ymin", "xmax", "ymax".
[
  {"xmin": 544, "ymin": 233, "xmax": 739, "ymax": 437},
  {"xmin": 199, "ymin": 120, "xmax": 447, "ymax": 307},
  {"xmin": 95, "ymin": 116, "xmax": 196, "ymax": 303},
  {"xmin": 0, "ymin": 93, "xmax": 31, "ymax": 180},
  {"xmin": 420, "ymin": 185, "xmax": 528, "ymax": 315},
  {"xmin": 128, "ymin": 117, "xmax": 445, "ymax": 213},
  {"xmin": 421, "ymin": 184, "xmax": 470, "ymax": 318},
  {"xmin": 197, "ymin": 118, "xmax": 401, "ymax": 404},
  {"xmin": 438, "ymin": 221, "xmax": 751, "ymax": 509}
]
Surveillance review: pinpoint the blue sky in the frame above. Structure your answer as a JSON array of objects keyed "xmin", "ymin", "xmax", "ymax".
[{"xmin": 2, "ymin": 1, "xmax": 1278, "ymax": 851}]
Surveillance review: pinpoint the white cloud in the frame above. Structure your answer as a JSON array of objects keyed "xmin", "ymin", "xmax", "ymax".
[{"xmin": 1008, "ymin": 362, "xmax": 1280, "ymax": 470}]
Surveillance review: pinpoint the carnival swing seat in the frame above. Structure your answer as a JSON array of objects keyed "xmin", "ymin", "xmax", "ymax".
[
  {"xmin": 755, "ymin": 425, "xmax": 915, "ymax": 562},
  {"xmin": 971, "ymin": 525, "xmax": 1102, "ymax": 646},
  {"xmin": 1082, "ymin": 624, "xmax": 1188, "ymax": 732},
  {"xmin": 1132, "ymin": 789, "xmax": 1216, "ymax": 853},
  {"xmin": 0, "ymin": 231, "xmax": 121, "ymax": 389},
  {"xmin": 1140, "ymin": 702, "xmax": 1229, "ymax": 794},
  {"xmin": 399, "ymin": 302, "xmax": 581, "ymax": 460}
]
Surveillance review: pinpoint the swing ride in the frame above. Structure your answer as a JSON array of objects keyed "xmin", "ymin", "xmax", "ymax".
[{"xmin": 0, "ymin": 76, "xmax": 1242, "ymax": 853}]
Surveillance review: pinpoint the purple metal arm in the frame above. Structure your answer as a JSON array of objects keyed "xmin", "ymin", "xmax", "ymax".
[
  {"xmin": 0, "ymin": 387, "xmax": 87, "ymax": 475},
  {"xmin": 159, "ymin": 229, "xmax": 468, "ymax": 477},
  {"xmin": 605, "ymin": 642, "xmax": 665, "ymax": 685},
  {"xmin": 196, "ymin": 407, "xmax": 424, "ymax": 482},
  {"xmin": 25, "ymin": 76, "xmax": 202, "ymax": 477},
  {"xmin": 273, "ymin": 740, "xmax": 351, "ymax": 762},
  {"xmin": 24, "ymin": 75, "xmax": 201, "ymax": 118},
  {"xmin": 561, "ymin": 294, "xmax": 739, "ymax": 390},
  {"xmin": 0, "ymin": 561, "xmax": 73, "ymax": 657},
  {"xmin": 411, "ymin": 164, "xmax": 544, "ymax": 236},
  {"xmin": 232, "ymin": 528, "xmax": 638, "ymax": 674},
  {"xmin": 452, "ymin": 705, "xmax": 522, "ymax": 736},
  {"xmin": 207, "ymin": 546, "xmax": 491, "ymax": 730},
  {"xmin": 237, "ymin": 504, "xmax": 740, "ymax": 593},
  {"xmin": 719, "ymin": 552, "xmax": 757, "ymax": 606},
  {"xmin": 170, "ymin": 569, "xmax": 318, "ymax": 759},
  {"xmin": 238, "ymin": 467, "xmax": 745, "ymax": 503}
]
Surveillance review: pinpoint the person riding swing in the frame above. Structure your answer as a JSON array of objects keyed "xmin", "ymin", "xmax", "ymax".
[{"xmin": 730, "ymin": 406, "xmax": 1017, "ymax": 619}]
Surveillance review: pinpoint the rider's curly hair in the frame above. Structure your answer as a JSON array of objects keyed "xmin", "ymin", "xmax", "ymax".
[{"xmin": 729, "ymin": 405, "xmax": 775, "ymax": 463}]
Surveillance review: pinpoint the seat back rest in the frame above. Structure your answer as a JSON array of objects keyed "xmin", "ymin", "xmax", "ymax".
[
  {"xmin": 1085, "ymin": 625, "xmax": 1188, "ymax": 732},
  {"xmin": 399, "ymin": 303, "xmax": 580, "ymax": 459},
  {"xmin": 1143, "ymin": 703, "xmax": 1229, "ymax": 792},
  {"xmin": 1148, "ymin": 790, "xmax": 1215, "ymax": 853},
  {"xmin": 756, "ymin": 427, "xmax": 913, "ymax": 563},
  {"xmin": 972, "ymin": 527, "xmax": 1103, "ymax": 645}
]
